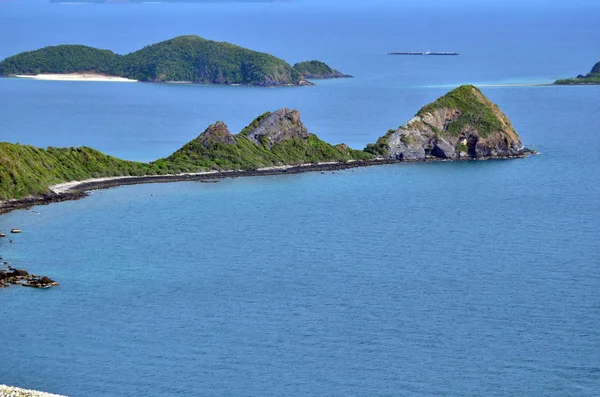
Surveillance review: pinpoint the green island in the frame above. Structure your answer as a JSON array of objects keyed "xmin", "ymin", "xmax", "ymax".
[
  {"xmin": 0, "ymin": 85, "xmax": 532, "ymax": 206},
  {"xmin": 293, "ymin": 60, "xmax": 352, "ymax": 79},
  {"xmin": 0, "ymin": 35, "xmax": 349, "ymax": 86},
  {"xmin": 554, "ymin": 61, "xmax": 600, "ymax": 85}
]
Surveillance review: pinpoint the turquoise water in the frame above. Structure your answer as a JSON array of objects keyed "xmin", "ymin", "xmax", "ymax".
[{"xmin": 1, "ymin": 1, "xmax": 600, "ymax": 396}]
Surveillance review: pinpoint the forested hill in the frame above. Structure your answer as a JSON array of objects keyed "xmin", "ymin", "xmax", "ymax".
[
  {"xmin": 0, "ymin": 45, "xmax": 120, "ymax": 76},
  {"xmin": 0, "ymin": 36, "xmax": 349, "ymax": 87},
  {"xmin": 293, "ymin": 60, "xmax": 352, "ymax": 79},
  {"xmin": 117, "ymin": 36, "xmax": 303, "ymax": 85}
]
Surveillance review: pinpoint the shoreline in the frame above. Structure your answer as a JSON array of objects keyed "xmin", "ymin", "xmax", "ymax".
[
  {"xmin": 7, "ymin": 74, "xmax": 312, "ymax": 87},
  {"xmin": 14, "ymin": 73, "xmax": 138, "ymax": 83},
  {"xmin": 0, "ymin": 385, "xmax": 67, "ymax": 397},
  {"xmin": 0, "ymin": 154, "xmax": 533, "ymax": 216}
]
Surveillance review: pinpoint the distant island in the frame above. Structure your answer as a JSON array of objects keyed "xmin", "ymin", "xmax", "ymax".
[
  {"xmin": 0, "ymin": 36, "xmax": 349, "ymax": 87},
  {"xmin": 554, "ymin": 61, "xmax": 600, "ymax": 85},
  {"xmin": 293, "ymin": 61, "xmax": 353, "ymax": 79},
  {"xmin": 50, "ymin": 0, "xmax": 281, "ymax": 3},
  {"xmin": 0, "ymin": 85, "xmax": 532, "ymax": 208}
]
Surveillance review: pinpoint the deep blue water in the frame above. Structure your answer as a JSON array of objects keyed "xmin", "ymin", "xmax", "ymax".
[{"xmin": 1, "ymin": 1, "xmax": 600, "ymax": 396}]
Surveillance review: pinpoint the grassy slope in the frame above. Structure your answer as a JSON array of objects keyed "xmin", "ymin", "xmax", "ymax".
[
  {"xmin": 416, "ymin": 85, "xmax": 510, "ymax": 138},
  {"xmin": 0, "ymin": 114, "xmax": 370, "ymax": 201},
  {"xmin": 0, "ymin": 144, "xmax": 152, "ymax": 200}
]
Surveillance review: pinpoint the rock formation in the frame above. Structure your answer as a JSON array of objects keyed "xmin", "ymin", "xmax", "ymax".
[
  {"xmin": 197, "ymin": 121, "xmax": 237, "ymax": 148},
  {"xmin": 366, "ymin": 85, "xmax": 530, "ymax": 161},
  {"xmin": 244, "ymin": 109, "xmax": 310, "ymax": 148},
  {"xmin": 0, "ymin": 266, "xmax": 58, "ymax": 288}
]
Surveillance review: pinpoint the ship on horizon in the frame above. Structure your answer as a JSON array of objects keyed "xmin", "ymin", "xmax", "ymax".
[{"xmin": 388, "ymin": 51, "xmax": 459, "ymax": 56}]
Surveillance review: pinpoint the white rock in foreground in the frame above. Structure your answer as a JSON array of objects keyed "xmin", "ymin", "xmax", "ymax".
[{"xmin": 0, "ymin": 385, "xmax": 68, "ymax": 397}]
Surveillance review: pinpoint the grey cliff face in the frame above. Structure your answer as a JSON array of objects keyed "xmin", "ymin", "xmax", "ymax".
[
  {"xmin": 245, "ymin": 108, "xmax": 309, "ymax": 148},
  {"xmin": 197, "ymin": 121, "xmax": 237, "ymax": 148},
  {"xmin": 383, "ymin": 110, "xmax": 525, "ymax": 161}
]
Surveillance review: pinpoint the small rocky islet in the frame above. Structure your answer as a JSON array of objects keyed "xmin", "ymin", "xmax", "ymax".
[
  {"xmin": 0, "ymin": 266, "xmax": 59, "ymax": 289},
  {"xmin": 0, "ymin": 230, "xmax": 58, "ymax": 289}
]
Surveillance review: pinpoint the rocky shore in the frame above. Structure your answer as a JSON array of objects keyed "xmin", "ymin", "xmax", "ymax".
[
  {"xmin": 1, "ymin": 229, "xmax": 59, "ymax": 288},
  {"xmin": 0, "ymin": 153, "xmax": 533, "ymax": 217},
  {"xmin": 0, "ymin": 264, "xmax": 59, "ymax": 289},
  {"xmin": 0, "ymin": 385, "xmax": 67, "ymax": 397}
]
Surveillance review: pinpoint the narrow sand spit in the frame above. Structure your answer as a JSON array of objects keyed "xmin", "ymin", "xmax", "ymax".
[
  {"xmin": 0, "ymin": 385, "xmax": 68, "ymax": 397},
  {"xmin": 49, "ymin": 171, "xmax": 222, "ymax": 194},
  {"xmin": 14, "ymin": 73, "xmax": 137, "ymax": 82},
  {"xmin": 48, "ymin": 162, "xmax": 353, "ymax": 194}
]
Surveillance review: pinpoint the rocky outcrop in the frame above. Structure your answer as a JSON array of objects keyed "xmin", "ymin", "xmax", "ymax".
[
  {"xmin": 366, "ymin": 85, "xmax": 531, "ymax": 161},
  {"xmin": 197, "ymin": 121, "xmax": 236, "ymax": 148},
  {"xmin": 244, "ymin": 108, "xmax": 310, "ymax": 148},
  {"xmin": 0, "ymin": 266, "xmax": 58, "ymax": 288}
]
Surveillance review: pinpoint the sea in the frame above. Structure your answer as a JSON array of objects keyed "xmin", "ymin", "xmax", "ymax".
[{"xmin": 1, "ymin": 1, "xmax": 599, "ymax": 396}]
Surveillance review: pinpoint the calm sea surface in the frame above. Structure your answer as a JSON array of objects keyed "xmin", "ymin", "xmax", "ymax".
[{"xmin": 1, "ymin": 1, "xmax": 599, "ymax": 396}]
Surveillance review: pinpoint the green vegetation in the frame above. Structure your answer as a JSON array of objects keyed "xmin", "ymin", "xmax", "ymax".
[
  {"xmin": 0, "ymin": 144, "xmax": 151, "ymax": 200},
  {"xmin": 417, "ymin": 85, "xmax": 506, "ymax": 138},
  {"xmin": 555, "ymin": 61, "xmax": 600, "ymax": 85},
  {"xmin": 364, "ymin": 130, "xmax": 395, "ymax": 156},
  {"xmin": 0, "ymin": 110, "xmax": 371, "ymax": 201},
  {"xmin": 292, "ymin": 60, "xmax": 350, "ymax": 79},
  {"xmin": 455, "ymin": 142, "xmax": 469, "ymax": 153},
  {"xmin": 117, "ymin": 36, "xmax": 303, "ymax": 85},
  {"xmin": 0, "ymin": 36, "xmax": 351, "ymax": 86},
  {"xmin": 0, "ymin": 45, "xmax": 119, "ymax": 76}
]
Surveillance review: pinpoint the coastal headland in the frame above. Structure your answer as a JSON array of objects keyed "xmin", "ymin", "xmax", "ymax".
[
  {"xmin": 554, "ymin": 61, "xmax": 600, "ymax": 85},
  {"xmin": 0, "ymin": 85, "xmax": 534, "ymax": 215}
]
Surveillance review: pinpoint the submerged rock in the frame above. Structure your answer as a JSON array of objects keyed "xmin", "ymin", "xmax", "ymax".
[
  {"xmin": 0, "ymin": 266, "xmax": 58, "ymax": 288},
  {"xmin": 23, "ymin": 275, "xmax": 59, "ymax": 288},
  {"xmin": 366, "ymin": 85, "xmax": 531, "ymax": 161}
]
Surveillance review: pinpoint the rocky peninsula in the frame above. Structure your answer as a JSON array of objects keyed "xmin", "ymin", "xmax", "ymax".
[
  {"xmin": 0, "ymin": 36, "xmax": 350, "ymax": 87},
  {"xmin": 554, "ymin": 61, "xmax": 600, "ymax": 85},
  {"xmin": 0, "ymin": 85, "xmax": 533, "ymax": 210},
  {"xmin": 0, "ymin": 85, "xmax": 533, "ymax": 290}
]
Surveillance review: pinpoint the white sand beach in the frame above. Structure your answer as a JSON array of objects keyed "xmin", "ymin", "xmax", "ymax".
[
  {"xmin": 48, "ymin": 162, "xmax": 357, "ymax": 194},
  {"xmin": 49, "ymin": 171, "xmax": 222, "ymax": 194},
  {"xmin": 0, "ymin": 385, "xmax": 68, "ymax": 397},
  {"xmin": 14, "ymin": 73, "xmax": 137, "ymax": 82}
]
